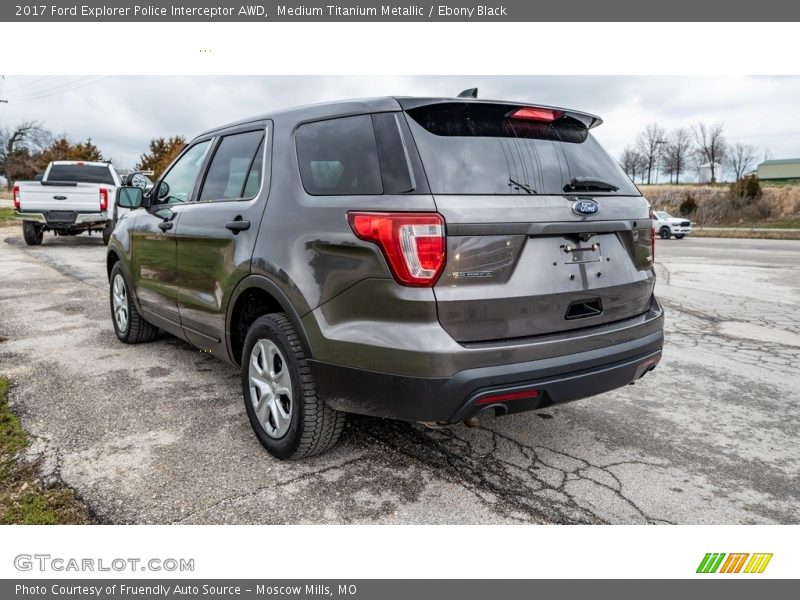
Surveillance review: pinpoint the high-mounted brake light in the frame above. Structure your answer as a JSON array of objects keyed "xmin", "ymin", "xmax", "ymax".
[
  {"xmin": 509, "ymin": 107, "xmax": 563, "ymax": 123},
  {"xmin": 99, "ymin": 188, "xmax": 109, "ymax": 211},
  {"xmin": 12, "ymin": 185, "xmax": 20, "ymax": 210},
  {"xmin": 347, "ymin": 212, "xmax": 446, "ymax": 287}
]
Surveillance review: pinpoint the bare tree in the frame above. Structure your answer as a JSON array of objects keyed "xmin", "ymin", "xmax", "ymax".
[
  {"xmin": 727, "ymin": 142, "xmax": 758, "ymax": 181},
  {"xmin": 0, "ymin": 121, "xmax": 52, "ymax": 189},
  {"xmin": 619, "ymin": 146, "xmax": 640, "ymax": 182},
  {"xmin": 662, "ymin": 128, "xmax": 692, "ymax": 184},
  {"xmin": 635, "ymin": 122, "xmax": 666, "ymax": 185},
  {"xmin": 692, "ymin": 122, "xmax": 727, "ymax": 184}
]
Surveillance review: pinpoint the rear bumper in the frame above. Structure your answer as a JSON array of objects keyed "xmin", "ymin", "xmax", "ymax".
[
  {"xmin": 15, "ymin": 210, "xmax": 108, "ymax": 226},
  {"xmin": 310, "ymin": 328, "xmax": 663, "ymax": 423}
]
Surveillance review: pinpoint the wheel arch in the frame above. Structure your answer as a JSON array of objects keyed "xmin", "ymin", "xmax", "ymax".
[
  {"xmin": 226, "ymin": 275, "xmax": 313, "ymax": 367},
  {"xmin": 106, "ymin": 249, "xmax": 121, "ymax": 281},
  {"xmin": 106, "ymin": 250, "xmax": 146, "ymax": 317}
]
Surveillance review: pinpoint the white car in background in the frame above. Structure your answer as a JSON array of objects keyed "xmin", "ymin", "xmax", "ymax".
[{"xmin": 654, "ymin": 211, "xmax": 692, "ymax": 240}]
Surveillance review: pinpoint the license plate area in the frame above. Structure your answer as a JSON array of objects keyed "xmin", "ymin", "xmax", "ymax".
[
  {"xmin": 560, "ymin": 242, "xmax": 601, "ymax": 264},
  {"xmin": 47, "ymin": 211, "xmax": 75, "ymax": 223}
]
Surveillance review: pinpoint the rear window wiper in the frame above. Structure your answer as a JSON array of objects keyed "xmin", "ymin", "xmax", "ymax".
[
  {"xmin": 563, "ymin": 176, "xmax": 619, "ymax": 192},
  {"xmin": 508, "ymin": 177, "xmax": 536, "ymax": 194}
]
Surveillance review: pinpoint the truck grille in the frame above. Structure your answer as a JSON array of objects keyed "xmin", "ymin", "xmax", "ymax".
[{"xmin": 680, "ymin": 221, "xmax": 691, "ymax": 227}]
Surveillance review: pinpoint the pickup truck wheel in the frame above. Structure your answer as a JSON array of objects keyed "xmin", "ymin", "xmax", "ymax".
[
  {"xmin": 109, "ymin": 263, "xmax": 159, "ymax": 344},
  {"xmin": 242, "ymin": 313, "xmax": 346, "ymax": 460},
  {"xmin": 102, "ymin": 222, "xmax": 113, "ymax": 245},
  {"xmin": 659, "ymin": 227, "xmax": 671, "ymax": 240},
  {"xmin": 22, "ymin": 221, "xmax": 44, "ymax": 246}
]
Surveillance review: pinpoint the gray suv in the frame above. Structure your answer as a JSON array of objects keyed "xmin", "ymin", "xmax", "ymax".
[{"xmin": 107, "ymin": 96, "xmax": 664, "ymax": 459}]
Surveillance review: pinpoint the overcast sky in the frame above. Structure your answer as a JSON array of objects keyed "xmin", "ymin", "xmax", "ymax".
[{"xmin": 1, "ymin": 75, "xmax": 799, "ymax": 178}]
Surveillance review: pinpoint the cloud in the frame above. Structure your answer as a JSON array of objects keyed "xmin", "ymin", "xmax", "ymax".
[{"xmin": 1, "ymin": 75, "xmax": 799, "ymax": 170}]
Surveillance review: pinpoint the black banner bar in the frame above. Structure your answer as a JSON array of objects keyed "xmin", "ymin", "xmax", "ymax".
[
  {"xmin": 3, "ymin": 0, "xmax": 800, "ymax": 22},
  {"xmin": 4, "ymin": 580, "xmax": 800, "ymax": 600}
]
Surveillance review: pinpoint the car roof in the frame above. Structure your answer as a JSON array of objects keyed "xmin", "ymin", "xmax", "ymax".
[
  {"xmin": 198, "ymin": 96, "xmax": 603, "ymax": 137},
  {"xmin": 199, "ymin": 97, "xmax": 403, "ymax": 136}
]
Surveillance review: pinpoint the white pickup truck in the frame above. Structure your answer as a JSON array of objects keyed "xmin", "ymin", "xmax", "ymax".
[
  {"xmin": 13, "ymin": 161, "xmax": 122, "ymax": 246},
  {"xmin": 654, "ymin": 211, "xmax": 692, "ymax": 240}
]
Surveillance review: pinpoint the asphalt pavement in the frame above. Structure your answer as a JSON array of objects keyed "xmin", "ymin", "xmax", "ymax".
[{"xmin": 0, "ymin": 229, "xmax": 798, "ymax": 524}]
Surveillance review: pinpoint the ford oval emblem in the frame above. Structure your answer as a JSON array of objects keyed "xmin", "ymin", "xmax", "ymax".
[{"xmin": 572, "ymin": 199, "xmax": 600, "ymax": 217}]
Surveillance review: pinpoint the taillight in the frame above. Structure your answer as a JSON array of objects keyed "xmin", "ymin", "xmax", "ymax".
[
  {"xmin": 99, "ymin": 188, "xmax": 109, "ymax": 211},
  {"xmin": 509, "ymin": 107, "xmax": 563, "ymax": 122},
  {"xmin": 649, "ymin": 208, "xmax": 656, "ymax": 262},
  {"xmin": 12, "ymin": 185, "xmax": 20, "ymax": 210},
  {"xmin": 347, "ymin": 212, "xmax": 446, "ymax": 287}
]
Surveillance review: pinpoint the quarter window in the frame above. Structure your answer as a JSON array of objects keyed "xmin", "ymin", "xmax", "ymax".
[
  {"xmin": 199, "ymin": 130, "xmax": 265, "ymax": 202},
  {"xmin": 296, "ymin": 115, "xmax": 383, "ymax": 196}
]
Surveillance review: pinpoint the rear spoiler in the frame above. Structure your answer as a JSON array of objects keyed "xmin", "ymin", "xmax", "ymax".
[{"xmin": 395, "ymin": 97, "xmax": 603, "ymax": 129}]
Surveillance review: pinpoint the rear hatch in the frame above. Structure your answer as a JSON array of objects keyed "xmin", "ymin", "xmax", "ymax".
[{"xmin": 402, "ymin": 100, "xmax": 655, "ymax": 343}]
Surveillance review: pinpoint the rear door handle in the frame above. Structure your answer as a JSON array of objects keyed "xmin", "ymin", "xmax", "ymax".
[
  {"xmin": 158, "ymin": 221, "xmax": 173, "ymax": 232},
  {"xmin": 225, "ymin": 219, "xmax": 250, "ymax": 233}
]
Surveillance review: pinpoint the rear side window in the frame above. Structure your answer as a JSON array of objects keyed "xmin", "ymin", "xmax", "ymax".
[
  {"xmin": 405, "ymin": 103, "xmax": 639, "ymax": 196},
  {"xmin": 296, "ymin": 115, "xmax": 383, "ymax": 195},
  {"xmin": 199, "ymin": 130, "xmax": 265, "ymax": 201},
  {"xmin": 47, "ymin": 164, "xmax": 114, "ymax": 185}
]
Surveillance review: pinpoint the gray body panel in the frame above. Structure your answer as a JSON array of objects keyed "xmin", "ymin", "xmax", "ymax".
[{"xmin": 108, "ymin": 95, "xmax": 664, "ymax": 423}]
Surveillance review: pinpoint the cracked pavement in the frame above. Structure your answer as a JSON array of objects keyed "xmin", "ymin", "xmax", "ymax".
[{"xmin": 0, "ymin": 230, "xmax": 798, "ymax": 524}]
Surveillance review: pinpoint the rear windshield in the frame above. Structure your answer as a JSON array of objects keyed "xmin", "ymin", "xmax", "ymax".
[
  {"xmin": 46, "ymin": 164, "xmax": 115, "ymax": 185},
  {"xmin": 405, "ymin": 103, "xmax": 639, "ymax": 196}
]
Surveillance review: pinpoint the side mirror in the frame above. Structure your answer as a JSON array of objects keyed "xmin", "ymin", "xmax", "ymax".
[
  {"xmin": 33, "ymin": 173, "xmax": 44, "ymax": 182},
  {"xmin": 116, "ymin": 186, "xmax": 144, "ymax": 209}
]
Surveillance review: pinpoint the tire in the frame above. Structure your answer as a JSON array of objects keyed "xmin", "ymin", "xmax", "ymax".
[
  {"xmin": 22, "ymin": 221, "xmax": 43, "ymax": 246},
  {"xmin": 109, "ymin": 262, "xmax": 159, "ymax": 344},
  {"xmin": 674, "ymin": 234, "xmax": 685, "ymax": 239},
  {"xmin": 241, "ymin": 313, "xmax": 346, "ymax": 460},
  {"xmin": 102, "ymin": 221, "xmax": 113, "ymax": 246},
  {"xmin": 659, "ymin": 227, "xmax": 671, "ymax": 240}
]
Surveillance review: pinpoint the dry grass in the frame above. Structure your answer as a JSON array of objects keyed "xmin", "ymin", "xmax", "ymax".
[
  {"xmin": 692, "ymin": 228, "xmax": 800, "ymax": 240},
  {"xmin": 642, "ymin": 183, "xmax": 800, "ymax": 226}
]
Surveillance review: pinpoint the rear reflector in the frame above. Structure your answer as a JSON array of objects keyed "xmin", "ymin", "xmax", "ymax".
[
  {"xmin": 509, "ymin": 107, "xmax": 563, "ymax": 122},
  {"xmin": 348, "ymin": 212, "xmax": 446, "ymax": 287},
  {"xmin": 12, "ymin": 185, "xmax": 20, "ymax": 210},
  {"xmin": 475, "ymin": 389, "xmax": 540, "ymax": 406}
]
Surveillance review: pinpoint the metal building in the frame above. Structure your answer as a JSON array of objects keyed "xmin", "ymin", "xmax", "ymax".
[{"xmin": 757, "ymin": 158, "xmax": 800, "ymax": 182}]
